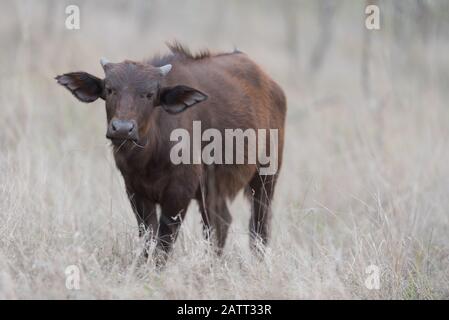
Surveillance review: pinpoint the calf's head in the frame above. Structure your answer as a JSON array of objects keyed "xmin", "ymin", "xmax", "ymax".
[{"xmin": 56, "ymin": 59, "xmax": 207, "ymax": 146}]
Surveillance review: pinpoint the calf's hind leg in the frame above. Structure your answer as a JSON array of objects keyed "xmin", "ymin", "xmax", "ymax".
[
  {"xmin": 197, "ymin": 194, "xmax": 232, "ymax": 255},
  {"xmin": 247, "ymin": 172, "xmax": 278, "ymax": 253}
]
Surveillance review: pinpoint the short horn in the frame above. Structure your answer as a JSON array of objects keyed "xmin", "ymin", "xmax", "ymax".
[
  {"xmin": 159, "ymin": 64, "xmax": 172, "ymax": 76},
  {"xmin": 100, "ymin": 57, "xmax": 110, "ymax": 68}
]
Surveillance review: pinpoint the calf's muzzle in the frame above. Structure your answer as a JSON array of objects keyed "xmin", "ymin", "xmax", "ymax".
[{"xmin": 106, "ymin": 119, "xmax": 139, "ymax": 141}]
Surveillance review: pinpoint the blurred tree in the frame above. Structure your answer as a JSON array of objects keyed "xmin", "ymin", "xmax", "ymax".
[
  {"xmin": 206, "ymin": 0, "xmax": 226, "ymax": 46},
  {"xmin": 361, "ymin": 0, "xmax": 378, "ymax": 99},
  {"xmin": 308, "ymin": 0, "xmax": 338, "ymax": 76},
  {"xmin": 415, "ymin": 0, "xmax": 431, "ymax": 44},
  {"xmin": 137, "ymin": 0, "xmax": 156, "ymax": 35},
  {"xmin": 281, "ymin": 0, "xmax": 301, "ymax": 83}
]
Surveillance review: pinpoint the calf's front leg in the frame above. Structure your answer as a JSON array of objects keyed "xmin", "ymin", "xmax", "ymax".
[
  {"xmin": 127, "ymin": 190, "xmax": 157, "ymax": 259},
  {"xmin": 155, "ymin": 190, "xmax": 191, "ymax": 264}
]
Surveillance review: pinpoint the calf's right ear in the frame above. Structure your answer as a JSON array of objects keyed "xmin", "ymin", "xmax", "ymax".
[{"xmin": 55, "ymin": 72, "xmax": 105, "ymax": 103}]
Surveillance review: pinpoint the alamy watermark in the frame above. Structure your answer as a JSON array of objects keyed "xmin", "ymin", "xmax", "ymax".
[
  {"xmin": 170, "ymin": 121, "xmax": 279, "ymax": 175},
  {"xmin": 365, "ymin": 5, "xmax": 380, "ymax": 30},
  {"xmin": 65, "ymin": 265, "xmax": 80, "ymax": 290},
  {"xmin": 364, "ymin": 264, "xmax": 380, "ymax": 290},
  {"xmin": 65, "ymin": 5, "xmax": 80, "ymax": 30},
  {"xmin": 65, "ymin": 4, "xmax": 381, "ymax": 31}
]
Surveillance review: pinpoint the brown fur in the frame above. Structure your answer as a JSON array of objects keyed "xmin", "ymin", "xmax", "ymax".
[{"xmin": 56, "ymin": 43, "xmax": 286, "ymax": 263}]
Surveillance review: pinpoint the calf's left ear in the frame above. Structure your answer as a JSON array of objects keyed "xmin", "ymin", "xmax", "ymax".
[
  {"xmin": 158, "ymin": 85, "xmax": 208, "ymax": 114},
  {"xmin": 55, "ymin": 72, "xmax": 105, "ymax": 103}
]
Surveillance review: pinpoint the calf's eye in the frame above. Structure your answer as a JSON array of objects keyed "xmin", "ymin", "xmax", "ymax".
[{"xmin": 140, "ymin": 93, "xmax": 153, "ymax": 100}]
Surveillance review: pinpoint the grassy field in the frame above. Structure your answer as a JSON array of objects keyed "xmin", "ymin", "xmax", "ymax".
[{"xmin": 0, "ymin": 0, "xmax": 448, "ymax": 299}]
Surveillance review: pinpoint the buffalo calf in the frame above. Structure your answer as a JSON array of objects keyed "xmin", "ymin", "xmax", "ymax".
[{"xmin": 56, "ymin": 43, "xmax": 286, "ymax": 263}]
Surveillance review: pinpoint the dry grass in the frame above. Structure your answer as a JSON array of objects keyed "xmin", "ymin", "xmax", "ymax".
[{"xmin": 0, "ymin": 0, "xmax": 448, "ymax": 299}]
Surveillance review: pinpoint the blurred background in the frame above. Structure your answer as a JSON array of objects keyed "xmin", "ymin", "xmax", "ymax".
[{"xmin": 0, "ymin": 0, "xmax": 448, "ymax": 299}]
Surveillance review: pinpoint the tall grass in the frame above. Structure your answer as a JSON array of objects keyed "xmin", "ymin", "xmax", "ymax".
[{"xmin": 0, "ymin": 0, "xmax": 448, "ymax": 299}]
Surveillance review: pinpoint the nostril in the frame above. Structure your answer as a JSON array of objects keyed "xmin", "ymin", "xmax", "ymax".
[
  {"xmin": 111, "ymin": 121, "xmax": 118, "ymax": 132},
  {"xmin": 128, "ymin": 123, "xmax": 135, "ymax": 133}
]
